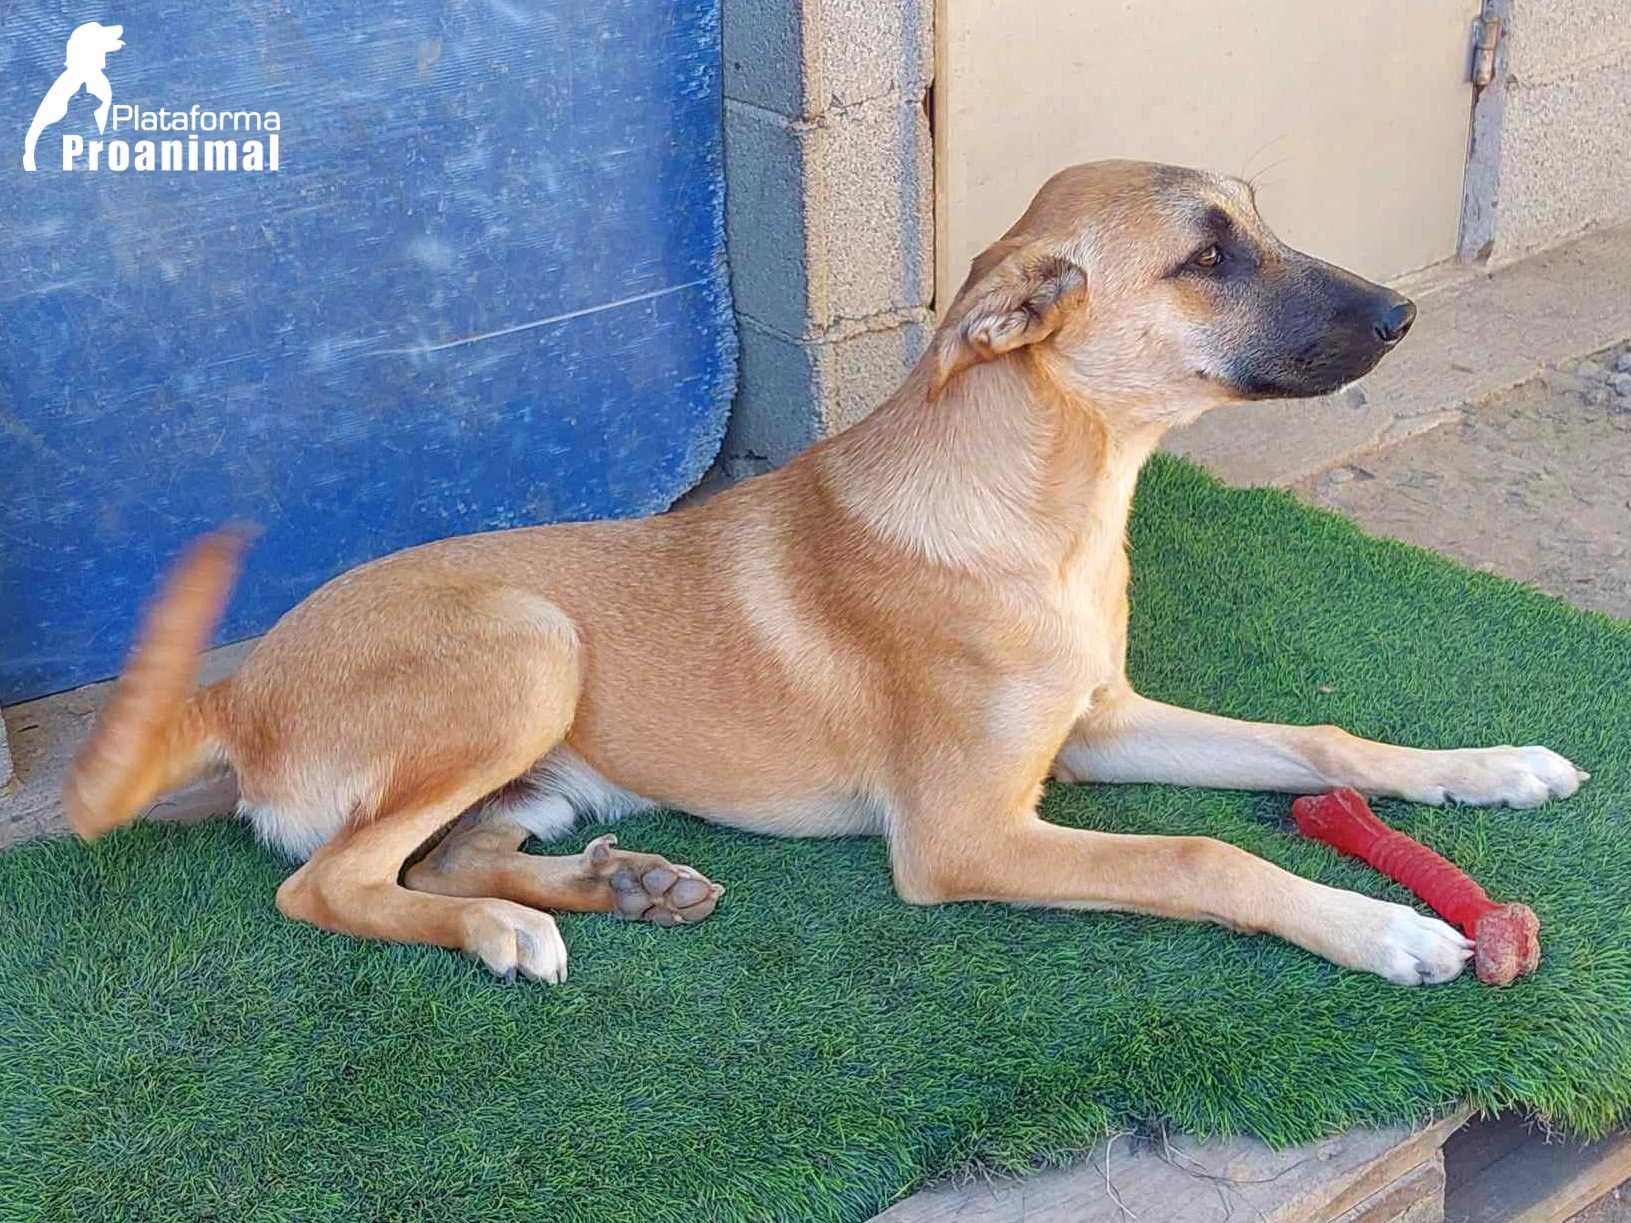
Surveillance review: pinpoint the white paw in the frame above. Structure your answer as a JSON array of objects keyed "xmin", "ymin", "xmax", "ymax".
[
  {"xmin": 1408, "ymin": 745, "xmax": 1588, "ymax": 809},
  {"xmin": 463, "ymin": 900, "xmax": 569, "ymax": 984},
  {"xmin": 1361, "ymin": 902, "xmax": 1473, "ymax": 987}
]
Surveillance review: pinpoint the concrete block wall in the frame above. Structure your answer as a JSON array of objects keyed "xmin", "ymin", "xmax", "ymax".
[
  {"xmin": 1462, "ymin": 0, "xmax": 1631, "ymax": 265},
  {"xmin": 718, "ymin": 0, "xmax": 934, "ymax": 475}
]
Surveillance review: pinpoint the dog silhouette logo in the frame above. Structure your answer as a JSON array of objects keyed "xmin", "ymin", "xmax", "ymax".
[{"xmin": 23, "ymin": 21, "xmax": 126, "ymax": 172}]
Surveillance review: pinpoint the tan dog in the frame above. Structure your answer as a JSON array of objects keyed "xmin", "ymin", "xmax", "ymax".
[{"xmin": 67, "ymin": 161, "xmax": 1587, "ymax": 987}]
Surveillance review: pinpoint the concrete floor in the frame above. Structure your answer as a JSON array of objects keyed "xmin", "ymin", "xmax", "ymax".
[{"xmin": 1298, "ymin": 340, "xmax": 1631, "ymax": 621}]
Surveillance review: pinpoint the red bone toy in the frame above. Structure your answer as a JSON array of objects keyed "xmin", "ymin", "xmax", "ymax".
[{"xmin": 1291, "ymin": 788, "xmax": 1540, "ymax": 986}]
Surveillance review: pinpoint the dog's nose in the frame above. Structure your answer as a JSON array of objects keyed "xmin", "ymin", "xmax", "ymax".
[{"xmin": 1374, "ymin": 296, "xmax": 1416, "ymax": 345}]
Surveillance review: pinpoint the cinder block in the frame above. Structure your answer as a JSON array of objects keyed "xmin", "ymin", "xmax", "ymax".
[
  {"xmin": 726, "ymin": 97, "xmax": 933, "ymax": 338},
  {"xmin": 723, "ymin": 100, "xmax": 813, "ymax": 336},
  {"xmin": 1505, "ymin": 0, "xmax": 1631, "ymax": 84},
  {"xmin": 722, "ymin": 0, "xmax": 803, "ymax": 114},
  {"xmin": 1494, "ymin": 52, "xmax": 1631, "ymax": 259},
  {"xmin": 1464, "ymin": 0, "xmax": 1631, "ymax": 264},
  {"xmin": 819, "ymin": 99, "xmax": 934, "ymax": 325},
  {"xmin": 815, "ymin": 313, "xmax": 932, "ymax": 435},
  {"xmin": 0, "ymin": 712, "xmax": 13, "ymax": 792},
  {"xmin": 808, "ymin": 0, "xmax": 932, "ymax": 116},
  {"xmin": 724, "ymin": 0, "xmax": 932, "ymax": 118},
  {"xmin": 724, "ymin": 321, "xmax": 824, "ymax": 467},
  {"xmin": 724, "ymin": 315, "xmax": 931, "ymax": 471}
]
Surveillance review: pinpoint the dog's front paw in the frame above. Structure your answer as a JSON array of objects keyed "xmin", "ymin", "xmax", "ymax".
[
  {"xmin": 584, "ymin": 835, "xmax": 724, "ymax": 926},
  {"xmin": 1351, "ymin": 899, "xmax": 1472, "ymax": 986},
  {"xmin": 1408, "ymin": 745, "xmax": 1588, "ymax": 809}
]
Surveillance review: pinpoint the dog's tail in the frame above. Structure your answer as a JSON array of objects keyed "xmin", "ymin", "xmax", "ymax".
[{"xmin": 64, "ymin": 527, "xmax": 250, "ymax": 840}]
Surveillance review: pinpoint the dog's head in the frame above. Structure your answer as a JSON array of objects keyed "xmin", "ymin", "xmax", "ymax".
[
  {"xmin": 64, "ymin": 22, "xmax": 125, "ymax": 71},
  {"xmin": 931, "ymin": 160, "xmax": 1415, "ymax": 422}
]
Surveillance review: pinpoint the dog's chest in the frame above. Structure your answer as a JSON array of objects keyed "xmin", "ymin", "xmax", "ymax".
[
  {"xmin": 1054, "ymin": 532, "xmax": 1131, "ymax": 675},
  {"xmin": 979, "ymin": 547, "xmax": 1130, "ymax": 747}
]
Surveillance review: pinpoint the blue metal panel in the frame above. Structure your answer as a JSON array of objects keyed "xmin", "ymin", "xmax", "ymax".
[{"xmin": 0, "ymin": 0, "xmax": 735, "ymax": 702}]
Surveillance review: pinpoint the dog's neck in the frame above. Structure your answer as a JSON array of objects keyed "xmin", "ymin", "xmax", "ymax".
[{"xmin": 813, "ymin": 352, "xmax": 1166, "ymax": 577}]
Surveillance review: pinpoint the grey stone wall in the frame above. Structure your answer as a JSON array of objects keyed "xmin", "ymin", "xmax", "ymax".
[
  {"xmin": 1463, "ymin": 0, "xmax": 1631, "ymax": 264},
  {"xmin": 718, "ymin": 0, "xmax": 934, "ymax": 475}
]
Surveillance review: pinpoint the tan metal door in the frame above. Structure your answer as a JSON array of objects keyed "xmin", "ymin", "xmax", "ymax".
[{"xmin": 936, "ymin": 1, "xmax": 1483, "ymax": 294}]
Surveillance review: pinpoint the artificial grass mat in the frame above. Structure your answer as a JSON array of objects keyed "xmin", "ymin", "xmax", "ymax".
[{"xmin": 4, "ymin": 455, "xmax": 1630, "ymax": 1221}]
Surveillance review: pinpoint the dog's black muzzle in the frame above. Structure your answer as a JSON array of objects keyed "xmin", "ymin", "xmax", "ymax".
[{"xmin": 1225, "ymin": 256, "xmax": 1416, "ymax": 400}]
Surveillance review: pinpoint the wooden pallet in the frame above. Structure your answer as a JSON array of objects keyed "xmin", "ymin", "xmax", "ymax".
[
  {"xmin": 875, "ymin": 1111, "xmax": 1631, "ymax": 1223},
  {"xmin": 1444, "ymin": 1115, "xmax": 1631, "ymax": 1222},
  {"xmin": 875, "ymin": 1109, "xmax": 1470, "ymax": 1223}
]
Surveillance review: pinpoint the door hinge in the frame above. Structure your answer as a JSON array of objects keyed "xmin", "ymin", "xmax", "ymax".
[{"xmin": 1472, "ymin": 15, "xmax": 1502, "ymax": 87}]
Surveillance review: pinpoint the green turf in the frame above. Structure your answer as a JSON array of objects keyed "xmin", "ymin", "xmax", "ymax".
[{"xmin": 4, "ymin": 455, "xmax": 1630, "ymax": 1221}]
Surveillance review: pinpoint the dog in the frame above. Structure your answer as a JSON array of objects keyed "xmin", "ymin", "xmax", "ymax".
[
  {"xmin": 67, "ymin": 160, "xmax": 1587, "ymax": 986},
  {"xmin": 23, "ymin": 21, "xmax": 125, "ymax": 172}
]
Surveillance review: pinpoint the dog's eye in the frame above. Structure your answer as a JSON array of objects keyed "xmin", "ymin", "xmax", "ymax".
[{"xmin": 1190, "ymin": 244, "xmax": 1222, "ymax": 269}]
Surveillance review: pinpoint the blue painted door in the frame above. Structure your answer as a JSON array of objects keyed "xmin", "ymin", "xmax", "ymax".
[{"xmin": 0, "ymin": 0, "xmax": 735, "ymax": 702}]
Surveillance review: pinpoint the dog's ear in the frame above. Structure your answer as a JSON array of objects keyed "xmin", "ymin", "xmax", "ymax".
[{"xmin": 929, "ymin": 245, "xmax": 1088, "ymax": 396}]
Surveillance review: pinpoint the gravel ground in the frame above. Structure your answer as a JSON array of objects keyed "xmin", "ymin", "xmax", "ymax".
[{"xmin": 1299, "ymin": 342, "xmax": 1631, "ymax": 619}]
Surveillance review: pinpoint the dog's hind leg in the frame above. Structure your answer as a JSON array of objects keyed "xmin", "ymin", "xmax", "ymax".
[
  {"xmin": 404, "ymin": 814, "xmax": 723, "ymax": 926},
  {"xmin": 277, "ymin": 780, "xmax": 569, "ymax": 981},
  {"xmin": 269, "ymin": 585, "xmax": 588, "ymax": 979}
]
